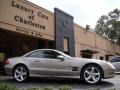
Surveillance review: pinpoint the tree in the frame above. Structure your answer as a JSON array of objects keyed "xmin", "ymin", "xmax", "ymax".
[{"xmin": 95, "ymin": 9, "xmax": 120, "ymax": 45}]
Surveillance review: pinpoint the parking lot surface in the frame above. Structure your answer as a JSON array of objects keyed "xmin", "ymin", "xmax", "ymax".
[{"xmin": 0, "ymin": 75, "xmax": 120, "ymax": 90}]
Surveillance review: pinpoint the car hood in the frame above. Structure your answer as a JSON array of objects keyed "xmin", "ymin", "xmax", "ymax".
[
  {"xmin": 71, "ymin": 57, "xmax": 107, "ymax": 64},
  {"xmin": 70, "ymin": 57, "xmax": 114, "ymax": 69}
]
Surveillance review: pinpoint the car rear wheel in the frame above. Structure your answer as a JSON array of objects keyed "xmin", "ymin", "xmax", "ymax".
[
  {"xmin": 13, "ymin": 65, "xmax": 28, "ymax": 82},
  {"xmin": 81, "ymin": 65, "xmax": 102, "ymax": 84}
]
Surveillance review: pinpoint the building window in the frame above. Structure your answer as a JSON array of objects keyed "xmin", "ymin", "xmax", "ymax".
[
  {"xmin": 81, "ymin": 52, "xmax": 93, "ymax": 59},
  {"xmin": 64, "ymin": 37, "xmax": 69, "ymax": 55},
  {"xmin": 80, "ymin": 49, "xmax": 99, "ymax": 59},
  {"xmin": 100, "ymin": 56, "xmax": 104, "ymax": 60}
]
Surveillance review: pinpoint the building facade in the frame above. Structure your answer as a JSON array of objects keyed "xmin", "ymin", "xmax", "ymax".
[
  {"xmin": 74, "ymin": 24, "xmax": 120, "ymax": 60},
  {"xmin": 0, "ymin": 0, "xmax": 120, "ymax": 63}
]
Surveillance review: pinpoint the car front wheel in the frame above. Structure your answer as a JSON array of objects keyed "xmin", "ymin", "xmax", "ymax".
[
  {"xmin": 82, "ymin": 65, "xmax": 102, "ymax": 84},
  {"xmin": 13, "ymin": 65, "xmax": 29, "ymax": 82}
]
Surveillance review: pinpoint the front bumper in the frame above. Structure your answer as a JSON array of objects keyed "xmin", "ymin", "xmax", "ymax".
[{"xmin": 103, "ymin": 69, "xmax": 115, "ymax": 79}]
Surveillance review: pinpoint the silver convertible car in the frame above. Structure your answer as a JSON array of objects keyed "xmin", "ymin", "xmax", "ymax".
[{"xmin": 4, "ymin": 49, "xmax": 115, "ymax": 84}]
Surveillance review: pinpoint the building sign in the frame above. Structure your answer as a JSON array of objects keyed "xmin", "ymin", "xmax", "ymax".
[
  {"xmin": 0, "ymin": 0, "xmax": 54, "ymax": 40},
  {"xmin": 16, "ymin": 27, "xmax": 43, "ymax": 37},
  {"xmin": 12, "ymin": 0, "xmax": 47, "ymax": 30}
]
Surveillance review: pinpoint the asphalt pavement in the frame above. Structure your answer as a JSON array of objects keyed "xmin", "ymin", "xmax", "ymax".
[{"xmin": 0, "ymin": 75, "xmax": 120, "ymax": 90}]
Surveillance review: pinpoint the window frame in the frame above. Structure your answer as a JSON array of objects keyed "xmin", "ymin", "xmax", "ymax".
[{"xmin": 25, "ymin": 50, "xmax": 61, "ymax": 59}]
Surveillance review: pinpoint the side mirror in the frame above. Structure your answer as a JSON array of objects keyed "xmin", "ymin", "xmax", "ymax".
[{"xmin": 57, "ymin": 55, "xmax": 65, "ymax": 61}]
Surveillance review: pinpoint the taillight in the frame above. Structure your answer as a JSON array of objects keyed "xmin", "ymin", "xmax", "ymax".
[{"xmin": 4, "ymin": 59, "xmax": 9, "ymax": 65}]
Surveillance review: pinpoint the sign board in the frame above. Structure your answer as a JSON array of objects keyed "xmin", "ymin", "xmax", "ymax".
[{"xmin": 0, "ymin": 0, "xmax": 54, "ymax": 40}]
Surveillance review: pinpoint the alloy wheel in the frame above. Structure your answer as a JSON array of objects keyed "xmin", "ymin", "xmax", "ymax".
[
  {"xmin": 14, "ymin": 66, "xmax": 27, "ymax": 82},
  {"xmin": 84, "ymin": 66, "xmax": 101, "ymax": 84}
]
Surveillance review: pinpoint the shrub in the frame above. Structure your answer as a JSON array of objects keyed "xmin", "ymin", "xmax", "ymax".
[
  {"xmin": 108, "ymin": 88, "xmax": 116, "ymax": 90},
  {"xmin": 88, "ymin": 88, "xmax": 100, "ymax": 90},
  {"xmin": 41, "ymin": 86, "xmax": 54, "ymax": 90},
  {"xmin": 59, "ymin": 85, "xmax": 72, "ymax": 90},
  {"xmin": 26, "ymin": 86, "xmax": 40, "ymax": 90},
  {"xmin": 0, "ymin": 83, "xmax": 19, "ymax": 90}
]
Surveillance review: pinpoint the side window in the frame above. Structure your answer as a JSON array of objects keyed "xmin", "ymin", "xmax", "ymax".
[
  {"xmin": 43, "ymin": 51, "xmax": 61, "ymax": 59},
  {"xmin": 27, "ymin": 51, "xmax": 44, "ymax": 58},
  {"xmin": 27, "ymin": 50, "xmax": 61, "ymax": 59}
]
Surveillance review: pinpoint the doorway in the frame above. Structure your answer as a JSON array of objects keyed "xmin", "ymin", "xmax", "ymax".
[{"xmin": 0, "ymin": 29, "xmax": 54, "ymax": 58}]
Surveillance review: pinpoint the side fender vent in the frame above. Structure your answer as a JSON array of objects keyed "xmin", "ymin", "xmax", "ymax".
[{"xmin": 72, "ymin": 67, "xmax": 78, "ymax": 71}]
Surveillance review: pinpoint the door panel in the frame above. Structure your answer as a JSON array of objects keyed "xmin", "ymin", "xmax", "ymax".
[
  {"xmin": 29, "ymin": 57, "xmax": 69, "ymax": 76},
  {"xmin": 42, "ymin": 58, "xmax": 70, "ymax": 76},
  {"xmin": 26, "ymin": 50, "xmax": 70, "ymax": 76}
]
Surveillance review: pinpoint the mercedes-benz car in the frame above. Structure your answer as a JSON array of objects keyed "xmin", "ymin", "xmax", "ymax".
[{"xmin": 4, "ymin": 49, "xmax": 115, "ymax": 84}]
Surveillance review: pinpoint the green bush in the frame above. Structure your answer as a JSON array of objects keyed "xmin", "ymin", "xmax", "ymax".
[
  {"xmin": 26, "ymin": 86, "xmax": 40, "ymax": 90},
  {"xmin": 108, "ymin": 88, "xmax": 116, "ymax": 90},
  {"xmin": 0, "ymin": 83, "xmax": 19, "ymax": 90},
  {"xmin": 59, "ymin": 85, "xmax": 72, "ymax": 90},
  {"xmin": 0, "ymin": 83, "xmax": 116, "ymax": 90},
  {"xmin": 41, "ymin": 86, "xmax": 54, "ymax": 90},
  {"xmin": 88, "ymin": 88, "xmax": 99, "ymax": 90}
]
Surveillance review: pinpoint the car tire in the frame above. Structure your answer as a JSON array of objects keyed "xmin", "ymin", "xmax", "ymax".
[
  {"xmin": 81, "ymin": 64, "xmax": 102, "ymax": 84},
  {"xmin": 13, "ymin": 65, "xmax": 29, "ymax": 82}
]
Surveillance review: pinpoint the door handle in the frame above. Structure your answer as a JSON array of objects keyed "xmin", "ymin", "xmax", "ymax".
[{"xmin": 35, "ymin": 60, "xmax": 40, "ymax": 62}]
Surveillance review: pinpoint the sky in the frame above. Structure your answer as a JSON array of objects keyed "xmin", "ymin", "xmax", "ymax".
[{"xmin": 28, "ymin": 0, "xmax": 120, "ymax": 29}]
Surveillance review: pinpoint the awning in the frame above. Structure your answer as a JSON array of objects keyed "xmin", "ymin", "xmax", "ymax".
[
  {"xmin": 81, "ymin": 49, "xmax": 100, "ymax": 54},
  {"xmin": 105, "ymin": 54, "xmax": 114, "ymax": 56}
]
